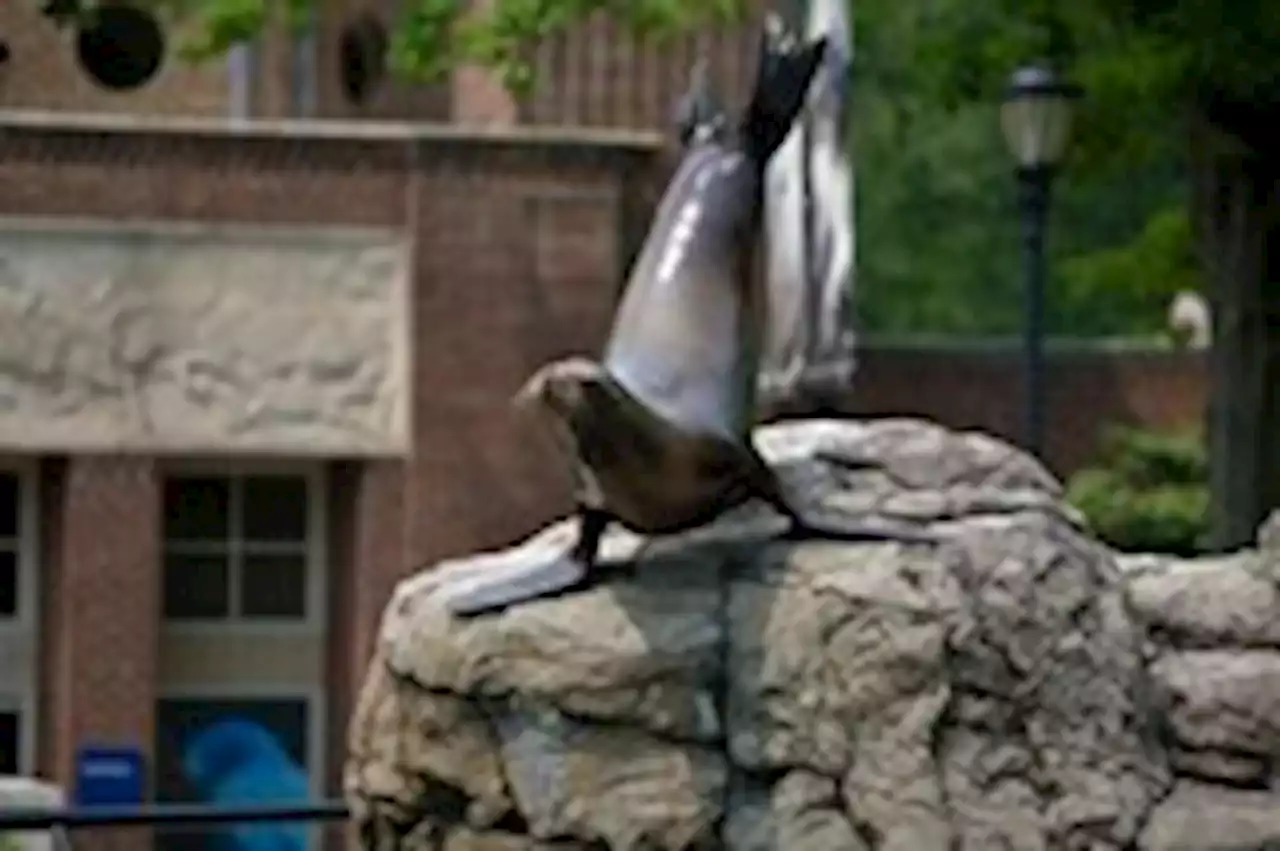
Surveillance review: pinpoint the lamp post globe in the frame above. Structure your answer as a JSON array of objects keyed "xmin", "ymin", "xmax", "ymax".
[
  {"xmin": 1003, "ymin": 64, "xmax": 1082, "ymax": 457},
  {"xmin": 1001, "ymin": 65, "xmax": 1083, "ymax": 173}
]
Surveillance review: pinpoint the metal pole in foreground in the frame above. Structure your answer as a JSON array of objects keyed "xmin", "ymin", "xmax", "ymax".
[
  {"xmin": 1017, "ymin": 165, "xmax": 1052, "ymax": 456},
  {"xmin": 0, "ymin": 800, "xmax": 350, "ymax": 831}
]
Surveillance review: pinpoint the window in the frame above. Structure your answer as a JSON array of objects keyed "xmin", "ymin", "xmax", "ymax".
[
  {"xmin": 162, "ymin": 471, "xmax": 322, "ymax": 625},
  {"xmin": 155, "ymin": 695, "xmax": 318, "ymax": 851},
  {"xmin": 0, "ymin": 695, "xmax": 29, "ymax": 776},
  {"xmin": 0, "ymin": 467, "xmax": 34, "ymax": 626},
  {"xmin": 0, "ymin": 706, "xmax": 20, "ymax": 775},
  {"xmin": 0, "ymin": 466, "xmax": 35, "ymax": 776},
  {"xmin": 0, "ymin": 471, "xmax": 21, "ymax": 621},
  {"xmin": 290, "ymin": 10, "xmax": 319, "ymax": 118},
  {"xmin": 227, "ymin": 42, "xmax": 258, "ymax": 119}
]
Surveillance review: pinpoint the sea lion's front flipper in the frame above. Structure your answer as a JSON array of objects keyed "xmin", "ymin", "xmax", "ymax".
[
  {"xmin": 440, "ymin": 549, "xmax": 588, "ymax": 617},
  {"xmin": 440, "ymin": 510, "xmax": 614, "ymax": 617}
]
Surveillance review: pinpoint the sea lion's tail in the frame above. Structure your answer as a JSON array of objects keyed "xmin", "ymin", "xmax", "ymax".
[{"xmin": 739, "ymin": 13, "xmax": 827, "ymax": 166}]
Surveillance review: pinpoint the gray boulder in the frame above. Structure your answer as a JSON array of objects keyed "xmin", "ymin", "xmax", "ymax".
[
  {"xmin": 345, "ymin": 418, "xmax": 1280, "ymax": 851},
  {"xmin": 0, "ymin": 777, "xmax": 68, "ymax": 851}
]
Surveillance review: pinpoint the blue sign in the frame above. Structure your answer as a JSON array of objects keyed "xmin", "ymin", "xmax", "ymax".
[{"xmin": 74, "ymin": 746, "xmax": 146, "ymax": 807}]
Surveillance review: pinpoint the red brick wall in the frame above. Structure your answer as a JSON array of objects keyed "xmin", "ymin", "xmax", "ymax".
[
  {"xmin": 0, "ymin": 1, "xmax": 232, "ymax": 115},
  {"xmin": 37, "ymin": 457, "xmax": 161, "ymax": 851},
  {"xmin": 0, "ymin": 114, "xmax": 661, "ymax": 802},
  {"xmin": 523, "ymin": 15, "xmax": 760, "ymax": 131},
  {"xmin": 808, "ymin": 342, "xmax": 1210, "ymax": 478}
]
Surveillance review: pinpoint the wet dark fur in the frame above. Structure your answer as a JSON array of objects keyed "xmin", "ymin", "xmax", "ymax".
[{"xmin": 562, "ymin": 365, "xmax": 787, "ymax": 536}]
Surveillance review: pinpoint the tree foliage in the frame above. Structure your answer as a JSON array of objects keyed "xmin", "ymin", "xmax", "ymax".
[
  {"xmin": 848, "ymin": 0, "xmax": 1209, "ymax": 337},
  {"xmin": 851, "ymin": 83, "xmax": 1191, "ymax": 337},
  {"xmin": 1065, "ymin": 425, "xmax": 1209, "ymax": 556},
  {"xmin": 110, "ymin": 0, "xmax": 752, "ymax": 93}
]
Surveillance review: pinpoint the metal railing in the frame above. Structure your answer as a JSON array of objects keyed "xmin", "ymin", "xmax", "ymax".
[{"xmin": 0, "ymin": 800, "xmax": 349, "ymax": 831}]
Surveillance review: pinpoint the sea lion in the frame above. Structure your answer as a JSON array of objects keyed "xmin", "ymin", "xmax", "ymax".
[{"xmin": 438, "ymin": 17, "xmax": 931, "ymax": 618}]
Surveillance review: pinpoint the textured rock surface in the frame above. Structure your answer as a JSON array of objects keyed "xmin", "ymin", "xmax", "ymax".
[
  {"xmin": 1258, "ymin": 510, "xmax": 1280, "ymax": 552},
  {"xmin": 346, "ymin": 417, "xmax": 1280, "ymax": 851},
  {"xmin": 0, "ymin": 218, "xmax": 408, "ymax": 453},
  {"xmin": 0, "ymin": 776, "xmax": 69, "ymax": 851}
]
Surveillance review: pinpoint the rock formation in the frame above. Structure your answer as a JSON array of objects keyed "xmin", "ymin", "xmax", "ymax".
[
  {"xmin": 345, "ymin": 418, "xmax": 1280, "ymax": 851},
  {"xmin": 0, "ymin": 776, "xmax": 69, "ymax": 851}
]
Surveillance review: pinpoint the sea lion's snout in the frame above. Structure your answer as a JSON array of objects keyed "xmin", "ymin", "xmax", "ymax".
[
  {"xmin": 512, "ymin": 372, "xmax": 546, "ymax": 414},
  {"xmin": 513, "ymin": 357, "xmax": 604, "ymax": 422}
]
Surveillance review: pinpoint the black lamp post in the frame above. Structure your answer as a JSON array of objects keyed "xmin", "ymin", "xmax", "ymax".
[{"xmin": 1001, "ymin": 65, "xmax": 1082, "ymax": 456}]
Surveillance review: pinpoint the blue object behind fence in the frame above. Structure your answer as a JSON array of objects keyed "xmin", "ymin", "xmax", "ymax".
[
  {"xmin": 75, "ymin": 746, "xmax": 146, "ymax": 808},
  {"xmin": 182, "ymin": 718, "xmax": 311, "ymax": 851}
]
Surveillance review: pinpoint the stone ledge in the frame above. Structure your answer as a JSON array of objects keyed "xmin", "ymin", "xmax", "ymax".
[{"xmin": 0, "ymin": 109, "xmax": 665, "ymax": 154}]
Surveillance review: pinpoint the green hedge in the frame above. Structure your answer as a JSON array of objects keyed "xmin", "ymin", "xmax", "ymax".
[{"xmin": 1065, "ymin": 425, "xmax": 1209, "ymax": 556}]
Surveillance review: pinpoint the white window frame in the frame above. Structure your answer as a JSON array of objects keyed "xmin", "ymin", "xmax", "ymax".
[
  {"xmin": 0, "ymin": 459, "xmax": 38, "ymax": 634},
  {"xmin": 0, "ymin": 460, "xmax": 39, "ymax": 778},
  {"xmin": 0, "ymin": 691, "xmax": 36, "ymax": 777},
  {"xmin": 290, "ymin": 10, "xmax": 319, "ymax": 118},
  {"xmin": 160, "ymin": 462, "xmax": 327, "ymax": 637},
  {"xmin": 154, "ymin": 685, "xmax": 326, "ymax": 800},
  {"xmin": 227, "ymin": 41, "xmax": 259, "ymax": 120}
]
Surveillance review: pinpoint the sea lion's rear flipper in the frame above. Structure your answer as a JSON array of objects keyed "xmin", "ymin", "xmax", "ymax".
[
  {"xmin": 782, "ymin": 508, "xmax": 941, "ymax": 545},
  {"xmin": 740, "ymin": 13, "xmax": 829, "ymax": 166},
  {"xmin": 743, "ymin": 448, "xmax": 941, "ymax": 545}
]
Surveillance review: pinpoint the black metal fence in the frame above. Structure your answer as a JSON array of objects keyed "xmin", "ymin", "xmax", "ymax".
[{"xmin": 0, "ymin": 800, "xmax": 349, "ymax": 835}]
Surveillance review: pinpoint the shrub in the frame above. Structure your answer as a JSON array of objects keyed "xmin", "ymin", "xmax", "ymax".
[{"xmin": 1065, "ymin": 425, "xmax": 1209, "ymax": 556}]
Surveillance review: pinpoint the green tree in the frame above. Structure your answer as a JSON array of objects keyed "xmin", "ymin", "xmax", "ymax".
[
  {"xmin": 852, "ymin": 83, "xmax": 1188, "ymax": 337},
  {"xmin": 1066, "ymin": 425, "xmax": 1209, "ymax": 556},
  {"xmin": 852, "ymin": 0, "xmax": 1280, "ymax": 549},
  {"xmin": 847, "ymin": 0, "xmax": 1185, "ymax": 336}
]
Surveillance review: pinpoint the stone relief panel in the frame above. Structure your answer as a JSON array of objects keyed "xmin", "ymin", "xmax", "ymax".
[{"xmin": 0, "ymin": 218, "xmax": 410, "ymax": 455}]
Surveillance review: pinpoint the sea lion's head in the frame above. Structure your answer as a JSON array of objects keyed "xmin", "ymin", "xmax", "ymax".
[{"xmin": 512, "ymin": 356, "xmax": 609, "ymax": 426}]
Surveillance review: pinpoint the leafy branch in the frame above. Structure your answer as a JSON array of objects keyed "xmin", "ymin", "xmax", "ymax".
[{"xmin": 93, "ymin": 0, "xmax": 752, "ymax": 95}]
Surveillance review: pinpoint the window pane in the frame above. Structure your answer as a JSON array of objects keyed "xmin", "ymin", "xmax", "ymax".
[
  {"xmin": 0, "ymin": 711, "xmax": 19, "ymax": 775},
  {"xmin": 163, "ymin": 552, "xmax": 231, "ymax": 619},
  {"xmin": 165, "ymin": 478, "xmax": 230, "ymax": 541},
  {"xmin": 0, "ymin": 549, "xmax": 15, "ymax": 618},
  {"xmin": 0, "ymin": 473, "xmax": 18, "ymax": 538},
  {"xmin": 241, "ymin": 476, "xmax": 309, "ymax": 542},
  {"xmin": 239, "ymin": 552, "xmax": 308, "ymax": 619}
]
